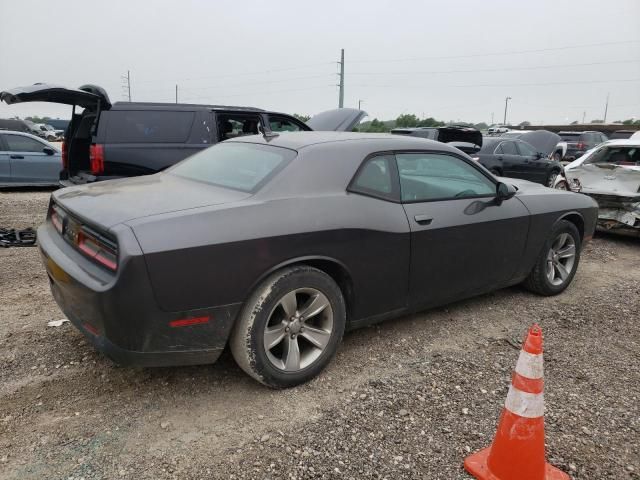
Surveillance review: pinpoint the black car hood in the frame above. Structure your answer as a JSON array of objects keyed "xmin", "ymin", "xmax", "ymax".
[
  {"xmin": 53, "ymin": 173, "xmax": 250, "ymax": 228},
  {"xmin": 306, "ymin": 108, "xmax": 367, "ymax": 132},
  {"xmin": 516, "ymin": 130, "xmax": 561, "ymax": 156},
  {"xmin": 0, "ymin": 83, "xmax": 111, "ymax": 110}
]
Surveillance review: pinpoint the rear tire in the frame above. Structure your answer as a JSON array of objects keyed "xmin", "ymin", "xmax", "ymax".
[
  {"xmin": 229, "ymin": 266, "xmax": 346, "ymax": 388},
  {"xmin": 523, "ymin": 220, "xmax": 581, "ymax": 296}
]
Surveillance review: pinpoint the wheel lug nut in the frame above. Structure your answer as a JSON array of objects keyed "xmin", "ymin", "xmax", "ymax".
[
  {"xmin": 300, "ymin": 327, "xmax": 305, "ymax": 332},
  {"xmin": 285, "ymin": 327, "xmax": 289, "ymax": 332},
  {"xmin": 291, "ymin": 334, "xmax": 296, "ymax": 339}
]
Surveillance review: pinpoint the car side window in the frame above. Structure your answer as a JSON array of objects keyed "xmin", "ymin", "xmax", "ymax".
[
  {"xmin": 396, "ymin": 153, "xmax": 495, "ymax": 202},
  {"xmin": 517, "ymin": 141, "xmax": 537, "ymax": 157},
  {"xmin": 216, "ymin": 114, "xmax": 263, "ymax": 141},
  {"xmin": 494, "ymin": 144, "xmax": 504, "ymax": 154},
  {"xmin": 350, "ymin": 154, "xmax": 396, "ymax": 200},
  {"xmin": 268, "ymin": 116, "xmax": 307, "ymax": 132},
  {"xmin": 500, "ymin": 141, "xmax": 518, "ymax": 155},
  {"xmin": 4, "ymin": 134, "xmax": 45, "ymax": 153}
]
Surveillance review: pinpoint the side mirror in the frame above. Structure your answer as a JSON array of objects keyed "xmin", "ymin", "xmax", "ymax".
[
  {"xmin": 43, "ymin": 147, "xmax": 55, "ymax": 156},
  {"xmin": 495, "ymin": 182, "xmax": 516, "ymax": 204}
]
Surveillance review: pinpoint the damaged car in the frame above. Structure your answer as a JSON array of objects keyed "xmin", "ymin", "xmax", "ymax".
[
  {"xmin": 38, "ymin": 131, "xmax": 597, "ymax": 388},
  {"xmin": 564, "ymin": 139, "xmax": 640, "ymax": 235}
]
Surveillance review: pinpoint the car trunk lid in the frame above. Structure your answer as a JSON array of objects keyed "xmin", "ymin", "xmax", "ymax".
[
  {"xmin": 0, "ymin": 83, "xmax": 111, "ymax": 110},
  {"xmin": 53, "ymin": 173, "xmax": 251, "ymax": 228}
]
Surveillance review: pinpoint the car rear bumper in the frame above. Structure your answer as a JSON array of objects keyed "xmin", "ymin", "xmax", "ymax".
[
  {"xmin": 38, "ymin": 222, "xmax": 241, "ymax": 367},
  {"xmin": 59, "ymin": 171, "xmax": 125, "ymax": 187}
]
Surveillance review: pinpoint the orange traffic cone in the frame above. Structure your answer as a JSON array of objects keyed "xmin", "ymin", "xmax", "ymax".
[{"xmin": 464, "ymin": 324, "xmax": 569, "ymax": 480}]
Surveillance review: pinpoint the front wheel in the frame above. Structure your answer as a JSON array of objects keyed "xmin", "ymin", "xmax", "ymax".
[
  {"xmin": 523, "ymin": 220, "xmax": 581, "ymax": 296},
  {"xmin": 554, "ymin": 180, "xmax": 569, "ymax": 190},
  {"xmin": 546, "ymin": 170, "xmax": 560, "ymax": 188},
  {"xmin": 229, "ymin": 266, "xmax": 346, "ymax": 388}
]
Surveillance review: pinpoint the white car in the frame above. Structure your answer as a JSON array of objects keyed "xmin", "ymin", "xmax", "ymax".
[{"xmin": 563, "ymin": 139, "xmax": 640, "ymax": 234}]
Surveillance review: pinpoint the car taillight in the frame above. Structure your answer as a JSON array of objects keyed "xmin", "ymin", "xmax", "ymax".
[
  {"xmin": 89, "ymin": 144, "xmax": 105, "ymax": 175},
  {"xmin": 50, "ymin": 206, "xmax": 64, "ymax": 234},
  {"xmin": 61, "ymin": 141, "xmax": 68, "ymax": 169},
  {"xmin": 77, "ymin": 229, "xmax": 117, "ymax": 271}
]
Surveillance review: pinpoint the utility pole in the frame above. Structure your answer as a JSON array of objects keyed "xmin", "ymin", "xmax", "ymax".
[
  {"xmin": 582, "ymin": 111, "xmax": 586, "ymax": 124},
  {"xmin": 491, "ymin": 112, "xmax": 494, "ymax": 125},
  {"xmin": 503, "ymin": 96, "xmax": 511, "ymax": 125},
  {"xmin": 358, "ymin": 99, "xmax": 363, "ymax": 110},
  {"xmin": 603, "ymin": 93, "xmax": 609, "ymax": 123},
  {"xmin": 175, "ymin": 84, "xmax": 178, "ymax": 104},
  {"xmin": 121, "ymin": 70, "xmax": 132, "ymax": 101},
  {"xmin": 338, "ymin": 49, "xmax": 345, "ymax": 108}
]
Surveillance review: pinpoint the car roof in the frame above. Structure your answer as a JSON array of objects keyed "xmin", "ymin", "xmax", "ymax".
[
  {"xmin": 0, "ymin": 129, "xmax": 44, "ymax": 139},
  {"xmin": 227, "ymin": 131, "xmax": 460, "ymax": 152},
  {"xmin": 111, "ymin": 101, "xmax": 265, "ymax": 112},
  {"xmin": 600, "ymin": 139, "xmax": 640, "ymax": 147}
]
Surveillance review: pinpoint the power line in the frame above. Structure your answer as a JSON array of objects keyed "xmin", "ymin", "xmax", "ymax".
[
  {"xmin": 351, "ymin": 78, "xmax": 640, "ymax": 89},
  {"xmin": 348, "ymin": 59, "xmax": 639, "ymax": 76},
  {"xmin": 349, "ymin": 40, "xmax": 640, "ymax": 64},
  {"xmin": 133, "ymin": 61, "xmax": 335, "ymax": 85}
]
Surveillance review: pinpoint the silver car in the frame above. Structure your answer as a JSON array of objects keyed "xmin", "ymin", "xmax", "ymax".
[{"xmin": 0, "ymin": 131, "xmax": 61, "ymax": 187}]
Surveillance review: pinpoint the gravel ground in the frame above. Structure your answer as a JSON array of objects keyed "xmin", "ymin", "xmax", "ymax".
[{"xmin": 0, "ymin": 189, "xmax": 639, "ymax": 480}]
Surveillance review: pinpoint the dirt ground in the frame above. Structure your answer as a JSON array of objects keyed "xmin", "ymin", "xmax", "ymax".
[{"xmin": 0, "ymin": 189, "xmax": 638, "ymax": 480}]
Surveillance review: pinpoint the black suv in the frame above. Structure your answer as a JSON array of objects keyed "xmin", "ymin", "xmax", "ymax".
[
  {"xmin": 558, "ymin": 131, "xmax": 608, "ymax": 161},
  {"xmin": 390, "ymin": 125, "xmax": 483, "ymax": 155},
  {"xmin": 1, "ymin": 84, "xmax": 365, "ymax": 186}
]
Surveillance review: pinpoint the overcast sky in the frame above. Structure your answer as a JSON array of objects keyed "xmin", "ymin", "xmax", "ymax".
[{"xmin": 1, "ymin": 0, "xmax": 639, "ymax": 125}]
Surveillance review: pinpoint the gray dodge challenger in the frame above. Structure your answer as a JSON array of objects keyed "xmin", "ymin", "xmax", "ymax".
[{"xmin": 38, "ymin": 132, "xmax": 598, "ymax": 388}]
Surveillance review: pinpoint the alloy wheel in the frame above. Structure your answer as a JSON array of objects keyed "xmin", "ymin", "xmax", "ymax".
[
  {"xmin": 545, "ymin": 233, "xmax": 576, "ymax": 286},
  {"xmin": 554, "ymin": 181, "xmax": 568, "ymax": 190},
  {"xmin": 263, "ymin": 288, "xmax": 334, "ymax": 372},
  {"xmin": 547, "ymin": 172, "xmax": 559, "ymax": 188}
]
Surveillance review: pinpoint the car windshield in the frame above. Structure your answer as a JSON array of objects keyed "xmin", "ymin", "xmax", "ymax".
[
  {"xmin": 479, "ymin": 139, "xmax": 500, "ymax": 153},
  {"xmin": 583, "ymin": 146, "xmax": 640, "ymax": 166},
  {"xmin": 169, "ymin": 142, "xmax": 296, "ymax": 192}
]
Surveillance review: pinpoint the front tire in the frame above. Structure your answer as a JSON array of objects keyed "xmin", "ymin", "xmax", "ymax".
[
  {"xmin": 523, "ymin": 220, "xmax": 581, "ymax": 296},
  {"xmin": 546, "ymin": 170, "xmax": 560, "ymax": 187},
  {"xmin": 229, "ymin": 266, "xmax": 346, "ymax": 388},
  {"xmin": 554, "ymin": 180, "xmax": 569, "ymax": 190}
]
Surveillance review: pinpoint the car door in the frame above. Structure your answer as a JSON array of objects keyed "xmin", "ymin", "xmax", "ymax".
[
  {"xmin": 396, "ymin": 151, "xmax": 530, "ymax": 310},
  {"xmin": 515, "ymin": 140, "xmax": 547, "ymax": 183},
  {"xmin": 0, "ymin": 135, "xmax": 11, "ymax": 183},
  {"xmin": 497, "ymin": 140, "xmax": 526, "ymax": 178},
  {"xmin": 4, "ymin": 134, "xmax": 60, "ymax": 184}
]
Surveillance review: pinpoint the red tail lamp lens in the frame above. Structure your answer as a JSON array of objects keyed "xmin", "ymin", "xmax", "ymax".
[
  {"xmin": 89, "ymin": 144, "xmax": 105, "ymax": 175},
  {"xmin": 61, "ymin": 141, "xmax": 68, "ymax": 169},
  {"xmin": 77, "ymin": 230, "xmax": 117, "ymax": 271}
]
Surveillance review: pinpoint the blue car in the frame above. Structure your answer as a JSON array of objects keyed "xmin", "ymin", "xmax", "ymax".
[{"xmin": 0, "ymin": 131, "xmax": 61, "ymax": 187}]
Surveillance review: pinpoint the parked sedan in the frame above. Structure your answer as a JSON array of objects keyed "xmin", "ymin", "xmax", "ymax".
[
  {"xmin": 474, "ymin": 136, "xmax": 563, "ymax": 187},
  {"xmin": 38, "ymin": 132, "xmax": 597, "ymax": 388},
  {"xmin": 0, "ymin": 131, "xmax": 61, "ymax": 187}
]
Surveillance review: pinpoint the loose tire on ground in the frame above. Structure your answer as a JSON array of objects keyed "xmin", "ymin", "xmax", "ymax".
[
  {"xmin": 523, "ymin": 219, "xmax": 581, "ymax": 296},
  {"xmin": 229, "ymin": 265, "xmax": 346, "ymax": 388}
]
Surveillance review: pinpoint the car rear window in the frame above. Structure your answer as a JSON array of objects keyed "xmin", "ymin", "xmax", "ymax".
[
  {"xmin": 105, "ymin": 110, "xmax": 195, "ymax": 143},
  {"xmin": 559, "ymin": 133, "xmax": 580, "ymax": 141},
  {"xmin": 168, "ymin": 142, "xmax": 296, "ymax": 192}
]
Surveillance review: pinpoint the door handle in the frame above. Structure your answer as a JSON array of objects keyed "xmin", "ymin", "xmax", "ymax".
[
  {"xmin": 10, "ymin": 155, "xmax": 24, "ymax": 159},
  {"xmin": 414, "ymin": 215, "xmax": 433, "ymax": 225}
]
